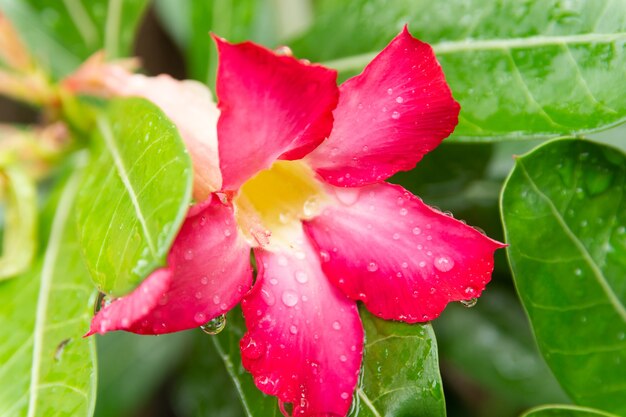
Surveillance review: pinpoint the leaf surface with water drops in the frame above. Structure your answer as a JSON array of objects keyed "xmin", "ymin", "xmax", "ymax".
[
  {"xmin": 501, "ymin": 138, "xmax": 626, "ymax": 414},
  {"xmin": 0, "ymin": 156, "xmax": 97, "ymax": 417},
  {"xmin": 290, "ymin": 0, "xmax": 626, "ymax": 142},
  {"xmin": 212, "ymin": 306, "xmax": 445, "ymax": 416},
  {"xmin": 75, "ymin": 98, "xmax": 193, "ymax": 296}
]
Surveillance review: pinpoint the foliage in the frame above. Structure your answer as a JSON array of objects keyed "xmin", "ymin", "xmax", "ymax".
[{"xmin": 0, "ymin": 1, "xmax": 625, "ymax": 416}]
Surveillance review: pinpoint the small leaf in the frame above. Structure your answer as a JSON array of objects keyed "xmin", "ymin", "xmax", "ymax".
[
  {"xmin": 76, "ymin": 98, "xmax": 192, "ymax": 296},
  {"xmin": 0, "ymin": 0, "xmax": 149, "ymax": 78},
  {"xmin": 501, "ymin": 138, "xmax": 626, "ymax": 414},
  {"xmin": 0, "ymin": 154, "xmax": 97, "ymax": 417},
  {"xmin": 0, "ymin": 165, "xmax": 37, "ymax": 279},
  {"xmin": 521, "ymin": 405, "xmax": 620, "ymax": 417},
  {"xmin": 213, "ymin": 307, "xmax": 445, "ymax": 417},
  {"xmin": 290, "ymin": 0, "xmax": 626, "ymax": 142}
]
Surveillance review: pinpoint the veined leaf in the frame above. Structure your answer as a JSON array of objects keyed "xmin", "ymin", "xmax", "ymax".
[
  {"xmin": 76, "ymin": 98, "xmax": 192, "ymax": 296},
  {"xmin": 212, "ymin": 307, "xmax": 445, "ymax": 417},
  {"xmin": 0, "ymin": 0, "xmax": 148, "ymax": 78},
  {"xmin": 0, "ymin": 154, "xmax": 97, "ymax": 417},
  {"xmin": 521, "ymin": 404, "xmax": 620, "ymax": 417},
  {"xmin": 0, "ymin": 165, "xmax": 37, "ymax": 280},
  {"xmin": 290, "ymin": 0, "xmax": 626, "ymax": 142},
  {"xmin": 501, "ymin": 138, "xmax": 626, "ymax": 414}
]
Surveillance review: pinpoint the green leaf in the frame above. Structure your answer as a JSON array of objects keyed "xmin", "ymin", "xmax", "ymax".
[
  {"xmin": 0, "ymin": 0, "xmax": 148, "ymax": 78},
  {"xmin": 76, "ymin": 98, "xmax": 192, "ymax": 296},
  {"xmin": 521, "ymin": 405, "xmax": 620, "ymax": 417},
  {"xmin": 0, "ymin": 154, "xmax": 97, "ymax": 417},
  {"xmin": 501, "ymin": 138, "xmax": 626, "ymax": 414},
  {"xmin": 213, "ymin": 307, "xmax": 445, "ymax": 417},
  {"xmin": 289, "ymin": 0, "xmax": 626, "ymax": 142},
  {"xmin": 95, "ymin": 331, "xmax": 191, "ymax": 417},
  {"xmin": 0, "ymin": 165, "xmax": 37, "ymax": 279},
  {"xmin": 435, "ymin": 288, "xmax": 568, "ymax": 411}
]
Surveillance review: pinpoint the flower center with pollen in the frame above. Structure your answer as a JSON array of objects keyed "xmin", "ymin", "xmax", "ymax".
[{"xmin": 233, "ymin": 160, "xmax": 329, "ymax": 248}]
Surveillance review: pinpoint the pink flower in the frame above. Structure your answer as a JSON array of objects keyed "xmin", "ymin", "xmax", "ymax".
[{"xmin": 86, "ymin": 27, "xmax": 505, "ymax": 416}]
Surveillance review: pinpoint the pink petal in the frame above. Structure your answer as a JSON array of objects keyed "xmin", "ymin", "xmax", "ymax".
[
  {"xmin": 305, "ymin": 27, "xmax": 460, "ymax": 186},
  {"xmin": 240, "ymin": 233, "xmax": 363, "ymax": 416},
  {"xmin": 214, "ymin": 36, "xmax": 338, "ymax": 190},
  {"xmin": 304, "ymin": 183, "xmax": 505, "ymax": 322},
  {"xmin": 87, "ymin": 196, "xmax": 253, "ymax": 335},
  {"xmin": 64, "ymin": 56, "xmax": 221, "ymax": 200}
]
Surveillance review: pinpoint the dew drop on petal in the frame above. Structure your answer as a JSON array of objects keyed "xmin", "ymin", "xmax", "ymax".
[
  {"xmin": 194, "ymin": 312, "xmax": 206, "ymax": 324},
  {"xmin": 434, "ymin": 256, "xmax": 454, "ymax": 272},
  {"xmin": 289, "ymin": 325, "xmax": 298, "ymax": 335},
  {"xmin": 270, "ymin": 278, "xmax": 278, "ymax": 286},
  {"xmin": 341, "ymin": 392, "xmax": 350, "ymax": 400},
  {"xmin": 335, "ymin": 187, "xmax": 360, "ymax": 206},
  {"xmin": 319, "ymin": 250, "xmax": 330, "ymax": 262},
  {"xmin": 261, "ymin": 289, "xmax": 275, "ymax": 306},
  {"xmin": 332, "ymin": 321, "xmax": 342, "ymax": 330},
  {"xmin": 412, "ymin": 227, "xmax": 421, "ymax": 235},
  {"xmin": 399, "ymin": 208, "xmax": 408, "ymax": 216},
  {"xmin": 367, "ymin": 262, "xmax": 379, "ymax": 272},
  {"xmin": 200, "ymin": 314, "xmax": 226, "ymax": 334},
  {"xmin": 339, "ymin": 354, "xmax": 347, "ymax": 362},
  {"xmin": 241, "ymin": 334, "xmax": 264, "ymax": 360},
  {"xmin": 212, "ymin": 294, "xmax": 221, "ymax": 305},
  {"xmin": 387, "ymin": 88, "xmax": 393, "ymax": 95},
  {"xmin": 184, "ymin": 250, "xmax": 194, "ymax": 260},
  {"xmin": 282, "ymin": 290, "xmax": 299, "ymax": 307},
  {"xmin": 295, "ymin": 270, "xmax": 308, "ymax": 284},
  {"xmin": 391, "ymin": 111, "xmax": 401, "ymax": 120}
]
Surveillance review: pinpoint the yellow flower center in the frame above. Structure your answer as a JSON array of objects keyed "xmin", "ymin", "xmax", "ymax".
[{"xmin": 234, "ymin": 161, "xmax": 329, "ymax": 249}]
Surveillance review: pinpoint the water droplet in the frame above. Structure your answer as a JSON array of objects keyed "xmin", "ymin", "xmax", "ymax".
[
  {"xmin": 212, "ymin": 294, "xmax": 221, "ymax": 304},
  {"xmin": 254, "ymin": 375, "xmax": 278, "ymax": 395},
  {"xmin": 339, "ymin": 354, "xmax": 347, "ymax": 362},
  {"xmin": 195, "ymin": 291, "xmax": 203, "ymax": 299},
  {"xmin": 460, "ymin": 298, "xmax": 478, "ymax": 308},
  {"xmin": 319, "ymin": 250, "xmax": 330, "ymax": 262},
  {"xmin": 392, "ymin": 233, "xmax": 400, "ymax": 240},
  {"xmin": 396, "ymin": 96, "xmax": 404, "ymax": 103},
  {"xmin": 241, "ymin": 334, "xmax": 264, "ymax": 359},
  {"xmin": 341, "ymin": 392, "xmax": 350, "ymax": 400},
  {"xmin": 201, "ymin": 276, "xmax": 209, "ymax": 285},
  {"xmin": 387, "ymin": 88, "xmax": 393, "ymax": 95},
  {"xmin": 224, "ymin": 229, "xmax": 232, "ymax": 237},
  {"xmin": 194, "ymin": 312, "xmax": 206, "ymax": 323},
  {"xmin": 418, "ymin": 261, "xmax": 426, "ymax": 267},
  {"xmin": 332, "ymin": 321, "xmax": 342, "ymax": 330},
  {"xmin": 367, "ymin": 262, "xmax": 379, "ymax": 272},
  {"xmin": 391, "ymin": 111, "xmax": 400, "ymax": 120},
  {"xmin": 412, "ymin": 227, "xmax": 421, "ymax": 235},
  {"xmin": 184, "ymin": 250, "xmax": 194, "ymax": 260},
  {"xmin": 303, "ymin": 197, "xmax": 319, "ymax": 217},
  {"xmin": 270, "ymin": 278, "xmax": 278, "ymax": 285},
  {"xmin": 574, "ymin": 268, "xmax": 582, "ymax": 276},
  {"xmin": 200, "ymin": 314, "xmax": 226, "ymax": 334},
  {"xmin": 289, "ymin": 325, "xmax": 298, "ymax": 335},
  {"xmin": 434, "ymin": 256, "xmax": 454, "ymax": 272},
  {"xmin": 335, "ymin": 187, "xmax": 360, "ymax": 206},
  {"xmin": 282, "ymin": 290, "xmax": 299, "ymax": 307},
  {"xmin": 261, "ymin": 289, "xmax": 275, "ymax": 306},
  {"xmin": 399, "ymin": 208, "xmax": 408, "ymax": 216},
  {"xmin": 295, "ymin": 271, "xmax": 308, "ymax": 284}
]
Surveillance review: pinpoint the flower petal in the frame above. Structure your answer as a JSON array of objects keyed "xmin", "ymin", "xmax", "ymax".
[
  {"xmin": 88, "ymin": 196, "xmax": 253, "ymax": 335},
  {"xmin": 64, "ymin": 56, "xmax": 221, "ymax": 200},
  {"xmin": 214, "ymin": 37, "xmax": 338, "ymax": 190},
  {"xmin": 305, "ymin": 27, "xmax": 460, "ymax": 186},
  {"xmin": 240, "ymin": 233, "xmax": 362, "ymax": 416},
  {"xmin": 304, "ymin": 183, "xmax": 505, "ymax": 322}
]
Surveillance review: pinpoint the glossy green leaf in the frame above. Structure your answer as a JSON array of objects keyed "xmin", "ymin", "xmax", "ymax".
[
  {"xmin": 0, "ymin": 0, "xmax": 148, "ymax": 78},
  {"xmin": 289, "ymin": 0, "xmax": 626, "ymax": 142},
  {"xmin": 521, "ymin": 405, "xmax": 620, "ymax": 417},
  {"xmin": 0, "ymin": 154, "xmax": 97, "ymax": 417},
  {"xmin": 501, "ymin": 138, "xmax": 626, "ymax": 414},
  {"xmin": 435, "ymin": 288, "xmax": 568, "ymax": 411},
  {"xmin": 95, "ymin": 331, "xmax": 191, "ymax": 417},
  {"xmin": 0, "ymin": 165, "xmax": 37, "ymax": 279},
  {"xmin": 76, "ymin": 98, "xmax": 192, "ymax": 296},
  {"xmin": 213, "ymin": 306, "xmax": 445, "ymax": 417}
]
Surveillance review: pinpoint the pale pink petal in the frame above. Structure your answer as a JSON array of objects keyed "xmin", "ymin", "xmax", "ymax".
[
  {"xmin": 305, "ymin": 27, "xmax": 460, "ymax": 186},
  {"xmin": 87, "ymin": 196, "xmax": 253, "ymax": 335},
  {"xmin": 304, "ymin": 183, "xmax": 505, "ymax": 322},
  {"xmin": 64, "ymin": 57, "xmax": 221, "ymax": 200},
  {"xmin": 240, "ymin": 233, "xmax": 362, "ymax": 415},
  {"xmin": 214, "ymin": 36, "xmax": 338, "ymax": 190}
]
